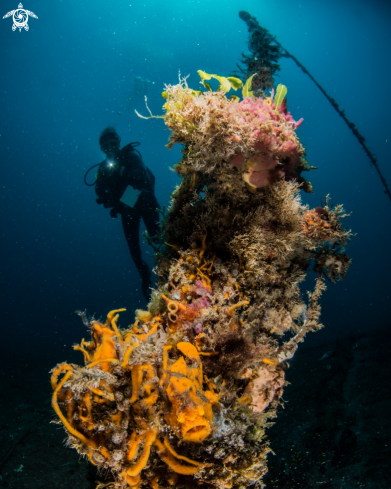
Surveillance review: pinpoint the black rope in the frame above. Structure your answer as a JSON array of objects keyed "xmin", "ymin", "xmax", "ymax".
[
  {"xmin": 238, "ymin": 11, "xmax": 391, "ymax": 203},
  {"xmin": 278, "ymin": 44, "xmax": 391, "ymax": 202}
]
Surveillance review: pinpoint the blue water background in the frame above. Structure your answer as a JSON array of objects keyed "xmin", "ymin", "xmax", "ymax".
[{"xmin": 0, "ymin": 0, "xmax": 390, "ymax": 359}]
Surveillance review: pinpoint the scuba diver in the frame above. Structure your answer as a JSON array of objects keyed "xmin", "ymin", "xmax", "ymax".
[{"xmin": 89, "ymin": 126, "xmax": 160, "ymax": 300}]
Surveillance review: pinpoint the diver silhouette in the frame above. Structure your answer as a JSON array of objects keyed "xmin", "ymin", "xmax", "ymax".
[{"xmin": 95, "ymin": 126, "xmax": 160, "ymax": 300}]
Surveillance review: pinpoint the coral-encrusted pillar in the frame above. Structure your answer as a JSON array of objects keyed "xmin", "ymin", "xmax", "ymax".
[{"xmin": 51, "ymin": 76, "xmax": 351, "ymax": 489}]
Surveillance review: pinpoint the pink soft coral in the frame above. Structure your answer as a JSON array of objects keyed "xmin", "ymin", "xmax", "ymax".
[
  {"xmin": 244, "ymin": 366, "xmax": 285, "ymax": 413},
  {"xmin": 229, "ymin": 95, "xmax": 304, "ymax": 188},
  {"xmin": 242, "ymin": 152, "xmax": 283, "ymax": 189}
]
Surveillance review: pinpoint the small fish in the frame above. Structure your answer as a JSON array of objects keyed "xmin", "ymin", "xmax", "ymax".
[{"xmin": 319, "ymin": 350, "xmax": 334, "ymax": 361}]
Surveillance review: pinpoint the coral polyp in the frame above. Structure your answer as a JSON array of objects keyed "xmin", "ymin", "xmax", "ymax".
[{"xmin": 51, "ymin": 74, "xmax": 352, "ymax": 488}]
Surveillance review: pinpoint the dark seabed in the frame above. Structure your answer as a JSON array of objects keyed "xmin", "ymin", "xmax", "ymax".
[{"xmin": 0, "ymin": 0, "xmax": 390, "ymax": 487}]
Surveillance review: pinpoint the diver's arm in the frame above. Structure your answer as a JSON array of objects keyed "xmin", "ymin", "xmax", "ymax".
[{"xmin": 124, "ymin": 151, "xmax": 154, "ymax": 192}]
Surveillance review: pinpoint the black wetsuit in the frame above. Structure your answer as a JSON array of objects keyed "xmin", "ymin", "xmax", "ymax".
[{"xmin": 95, "ymin": 144, "xmax": 160, "ymax": 298}]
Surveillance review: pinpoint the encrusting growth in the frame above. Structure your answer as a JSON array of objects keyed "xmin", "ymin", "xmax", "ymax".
[{"xmin": 51, "ymin": 72, "xmax": 352, "ymax": 488}]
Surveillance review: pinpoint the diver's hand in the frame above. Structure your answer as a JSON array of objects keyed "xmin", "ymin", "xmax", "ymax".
[{"xmin": 96, "ymin": 197, "xmax": 112, "ymax": 209}]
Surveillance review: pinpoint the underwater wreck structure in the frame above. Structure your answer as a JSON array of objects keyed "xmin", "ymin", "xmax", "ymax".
[{"xmin": 51, "ymin": 73, "xmax": 352, "ymax": 488}]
